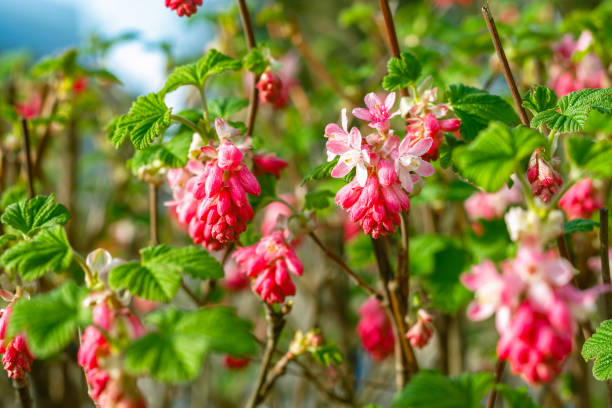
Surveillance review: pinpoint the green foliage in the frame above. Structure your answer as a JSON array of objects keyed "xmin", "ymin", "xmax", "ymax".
[
  {"xmin": 382, "ymin": 52, "xmax": 422, "ymax": 91},
  {"xmin": 1, "ymin": 226, "xmax": 72, "ymax": 281},
  {"xmin": 564, "ymin": 218, "xmax": 599, "ymax": 234},
  {"xmin": 208, "ymin": 97, "xmax": 249, "ymax": 119},
  {"xmin": 311, "ymin": 344, "xmax": 344, "ymax": 366},
  {"xmin": 522, "ymin": 85, "xmax": 558, "ymax": 114},
  {"xmin": 448, "ymin": 84, "xmax": 519, "ymax": 141},
  {"xmin": 128, "ymin": 133, "xmax": 191, "ymax": 172},
  {"xmin": 249, "ymin": 173, "xmax": 277, "ymax": 212},
  {"xmin": 110, "ymin": 93, "xmax": 172, "ymax": 149},
  {"xmin": 0, "ymin": 185, "xmax": 27, "ymax": 211},
  {"xmin": 466, "ymin": 219, "xmax": 513, "ymax": 263},
  {"xmin": 339, "ymin": 3, "xmax": 375, "ymax": 27},
  {"xmin": 392, "ymin": 371, "xmax": 493, "ymax": 407},
  {"xmin": 108, "ymin": 245, "xmax": 222, "ymax": 302},
  {"xmin": 1, "ymin": 195, "xmax": 69, "ymax": 236},
  {"xmin": 584, "ymin": 110, "xmax": 612, "ymax": 133},
  {"xmin": 582, "ymin": 320, "xmax": 612, "ymax": 380},
  {"xmin": 161, "ymin": 49, "xmax": 241, "ymax": 95},
  {"xmin": 301, "ymin": 157, "xmax": 339, "ymax": 185},
  {"xmin": 531, "ymin": 88, "xmax": 612, "ymax": 133},
  {"xmin": 497, "ymin": 385, "xmax": 542, "ymax": 408},
  {"xmin": 304, "ymin": 190, "xmax": 335, "ymax": 210},
  {"xmin": 9, "ymin": 282, "xmax": 91, "ymax": 357},
  {"xmin": 124, "ymin": 306, "xmax": 257, "ymax": 382},
  {"xmin": 243, "ymin": 48, "xmax": 269, "ymax": 75},
  {"xmin": 567, "ymin": 135, "xmax": 612, "ymax": 178},
  {"xmin": 453, "ymin": 122, "xmax": 546, "ymax": 192}
]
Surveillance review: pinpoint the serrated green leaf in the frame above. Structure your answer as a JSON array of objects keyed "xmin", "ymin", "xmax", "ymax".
[
  {"xmin": 522, "ymin": 85, "xmax": 558, "ymax": 114},
  {"xmin": 531, "ymin": 88, "xmax": 612, "ymax": 133},
  {"xmin": 107, "ymin": 115, "xmax": 129, "ymax": 148},
  {"xmin": 161, "ymin": 49, "xmax": 241, "ymax": 95},
  {"xmin": 497, "ymin": 385, "xmax": 541, "ymax": 408},
  {"xmin": 243, "ymin": 48, "xmax": 269, "ymax": 75},
  {"xmin": 1, "ymin": 194, "xmax": 69, "ymax": 236},
  {"xmin": 567, "ymin": 135, "xmax": 612, "ymax": 177},
  {"xmin": 300, "ymin": 157, "xmax": 339, "ymax": 186},
  {"xmin": 453, "ymin": 122, "xmax": 546, "ymax": 192},
  {"xmin": 122, "ymin": 93, "xmax": 172, "ymax": 149},
  {"xmin": 128, "ymin": 133, "xmax": 191, "ymax": 173},
  {"xmin": 382, "ymin": 52, "xmax": 422, "ymax": 91},
  {"xmin": 584, "ymin": 109, "xmax": 612, "ymax": 133},
  {"xmin": 0, "ymin": 185, "xmax": 27, "ymax": 211},
  {"xmin": 208, "ymin": 97, "xmax": 249, "ymax": 119},
  {"xmin": 392, "ymin": 371, "xmax": 493, "ymax": 407},
  {"xmin": 583, "ymin": 319, "xmax": 612, "ymax": 380},
  {"xmin": 108, "ymin": 261, "xmax": 181, "ymax": 302},
  {"xmin": 9, "ymin": 282, "xmax": 91, "ymax": 357},
  {"xmin": 124, "ymin": 306, "xmax": 256, "ymax": 382},
  {"xmin": 304, "ymin": 190, "xmax": 335, "ymax": 210},
  {"xmin": 448, "ymin": 84, "xmax": 519, "ymax": 141},
  {"xmin": 564, "ymin": 218, "xmax": 600, "ymax": 234},
  {"xmin": 142, "ymin": 244, "xmax": 223, "ymax": 280},
  {"xmin": 1, "ymin": 226, "xmax": 72, "ymax": 280}
]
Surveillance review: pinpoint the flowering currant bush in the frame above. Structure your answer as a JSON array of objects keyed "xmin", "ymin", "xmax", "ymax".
[{"xmin": 0, "ymin": 1, "xmax": 611, "ymax": 407}]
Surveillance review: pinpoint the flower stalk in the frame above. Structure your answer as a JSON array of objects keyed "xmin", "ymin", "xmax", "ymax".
[
  {"xmin": 237, "ymin": 0, "xmax": 259, "ymax": 136},
  {"xmin": 19, "ymin": 118, "xmax": 35, "ymax": 198}
]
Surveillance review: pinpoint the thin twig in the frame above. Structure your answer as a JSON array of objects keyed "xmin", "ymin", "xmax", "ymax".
[
  {"xmin": 600, "ymin": 208, "xmax": 612, "ymax": 318},
  {"xmin": 486, "ymin": 360, "xmax": 505, "ymax": 408},
  {"xmin": 32, "ymin": 98, "xmax": 59, "ymax": 179},
  {"xmin": 309, "ymin": 232, "xmax": 382, "ymax": 300},
  {"xmin": 13, "ymin": 378, "xmax": 32, "ymax": 408},
  {"xmin": 481, "ymin": 4, "xmax": 529, "ymax": 126},
  {"xmin": 246, "ymin": 304, "xmax": 286, "ymax": 408},
  {"xmin": 237, "ymin": 0, "xmax": 259, "ymax": 136},
  {"xmin": 149, "ymin": 183, "xmax": 159, "ymax": 245},
  {"xmin": 182, "ymin": 280, "xmax": 204, "ymax": 307},
  {"xmin": 397, "ymin": 212, "xmax": 410, "ymax": 317},
  {"xmin": 19, "ymin": 118, "xmax": 35, "ymax": 198},
  {"xmin": 377, "ymin": 0, "xmax": 407, "ymax": 97},
  {"xmin": 170, "ymin": 114, "xmax": 202, "ymax": 136}
]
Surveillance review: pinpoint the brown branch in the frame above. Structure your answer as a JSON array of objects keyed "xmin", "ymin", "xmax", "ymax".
[
  {"xmin": 237, "ymin": 0, "xmax": 259, "ymax": 136},
  {"xmin": 260, "ymin": 352, "xmax": 294, "ymax": 397},
  {"xmin": 396, "ymin": 211, "xmax": 410, "ymax": 317},
  {"xmin": 245, "ymin": 304, "xmax": 286, "ymax": 408},
  {"xmin": 309, "ymin": 232, "xmax": 382, "ymax": 300},
  {"xmin": 481, "ymin": 4, "xmax": 529, "ymax": 126},
  {"xmin": 149, "ymin": 183, "xmax": 159, "ymax": 245},
  {"xmin": 13, "ymin": 378, "xmax": 33, "ymax": 408},
  {"xmin": 32, "ymin": 98, "xmax": 59, "ymax": 179},
  {"xmin": 19, "ymin": 118, "xmax": 35, "ymax": 198},
  {"xmin": 601, "ymin": 208, "xmax": 612, "ymax": 318},
  {"xmin": 377, "ymin": 0, "xmax": 407, "ymax": 97},
  {"xmin": 486, "ymin": 360, "xmax": 505, "ymax": 408}
]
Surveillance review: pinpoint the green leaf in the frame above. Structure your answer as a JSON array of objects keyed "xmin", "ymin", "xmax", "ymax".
[
  {"xmin": 382, "ymin": 52, "xmax": 422, "ymax": 91},
  {"xmin": 522, "ymin": 85, "xmax": 558, "ymax": 114},
  {"xmin": 453, "ymin": 122, "xmax": 546, "ymax": 192},
  {"xmin": 124, "ymin": 306, "xmax": 256, "ymax": 382},
  {"xmin": 161, "ymin": 49, "xmax": 241, "ymax": 95},
  {"xmin": 120, "ymin": 93, "xmax": 172, "ymax": 149},
  {"xmin": 249, "ymin": 173, "xmax": 276, "ymax": 212},
  {"xmin": 392, "ymin": 371, "xmax": 493, "ymax": 407},
  {"xmin": 304, "ymin": 190, "xmax": 335, "ymax": 210},
  {"xmin": 1, "ymin": 194, "xmax": 70, "ymax": 236},
  {"xmin": 531, "ymin": 88, "xmax": 612, "ymax": 133},
  {"xmin": 142, "ymin": 244, "xmax": 223, "ymax": 280},
  {"xmin": 584, "ymin": 110, "xmax": 612, "ymax": 133},
  {"xmin": 497, "ymin": 385, "xmax": 541, "ymax": 408},
  {"xmin": 567, "ymin": 135, "xmax": 612, "ymax": 177},
  {"xmin": 243, "ymin": 48, "xmax": 269, "ymax": 75},
  {"xmin": 109, "ymin": 261, "xmax": 181, "ymax": 302},
  {"xmin": 0, "ymin": 185, "xmax": 27, "ymax": 211},
  {"xmin": 9, "ymin": 282, "xmax": 91, "ymax": 357},
  {"xmin": 31, "ymin": 49, "xmax": 78, "ymax": 77},
  {"xmin": 128, "ymin": 133, "xmax": 191, "ymax": 172},
  {"xmin": 208, "ymin": 97, "xmax": 249, "ymax": 119},
  {"xmin": 427, "ymin": 244, "xmax": 471, "ymax": 314},
  {"xmin": 564, "ymin": 218, "xmax": 600, "ymax": 234},
  {"xmin": 300, "ymin": 157, "xmax": 339, "ymax": 186},
  {"xmin": 1, "ymin": 226, "xmax": 73, "ymax": 280},
  {"xmin": 583, "ymin": 319, "xmax": 612, "ymax": 380},
  {"xmin": 311, "ymin": 344, "xmax": 344, "ymax": 366},
  {"xmin": 448, "ymin": 84, "xmax": 519, "ymax": 141}
]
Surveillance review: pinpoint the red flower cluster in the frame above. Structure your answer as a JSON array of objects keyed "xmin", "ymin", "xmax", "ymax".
[
  {"xmin": 559, "ymin": 178, "xmax": 602, "ymax": 220},
  {"xmin": 356, "ymin": 298, "xmax": 394, "ymax": 361},
  {"xmin": 527, "ymin": 148, "xmax": 563, "ymax": 203},
  {"xmin": 0, "ymin": 305, "xmax": 34, "ymax": 380},
  {"xmin": 164, "ymin": 0, "xmax": 202, "ymax": 17}
]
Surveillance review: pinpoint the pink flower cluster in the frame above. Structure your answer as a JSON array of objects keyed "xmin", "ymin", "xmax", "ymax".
[
  {"xmin": 0, "ymin": 305, "xmax": 34, "ymax": 380},
  {"xmin": 257, "ymin": 69, "xmax": 287, "ymax": 109},
  {"xmin": 356, "ymin": 298, "xmax": 394, "ymax": 361},
  {"xmin": 326, "ymin": 92, "xmax": 443, "ymax": 238},
  {"xmin": 406, "ymin": 309, "xmax": 434, "ymax": 348},
  {"xmin": 164, "ymin": 0, "xmax": 202, "ymax": 17},
  {"xmin": 233, "ymin": 230, "xmax": 303, "ymax": 304},
  {"xmin": 166, "ymin": 120, "xmax": 261, "ymax": 251},
  {"xmin": 559, "ymin": 178, "xmax": 602, "ymax": 220},
  {"xmin": 462, "ymin": 246, "xmax": 602, "ymax": 383},
  {"xmin": 464, "ymin": 182, "xmax": 522, "ymax": 221},
  {"xmin": 549, "ymin": 31, "xmax": 605, "ymax": 96},
  {"xmin": 78, "ymin": 301, "xmax": 146, "ymax": 408},
  {"xmin": 527, "ymin": 148, "xmax": 563, "ymax": 203}
]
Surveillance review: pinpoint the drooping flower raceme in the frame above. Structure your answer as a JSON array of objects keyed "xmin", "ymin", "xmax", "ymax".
[
  {"xmin": 233, "ymin": 230, "xmax": 303, "ymax": 304},
  {"xmin": 405, "ymin": 309, "xmax": 435, "ymax": 348},
  {"xmin": 165, "ymin": 120, "xmax": 261, "ymax": 251},
  {"xmin": 78, "ymin": 299, "xmax": 146, "ymax": 408},
  {"xmin": 0, "ymin": 305, "xmax": 34, "ymax": 380},
  {"xmin": 165, "ymin": 0, "xmax": 202, "ymax": 17},
  {"xmin": 257, "ymin": 69, "xmax": 286, "ymax": 108},
  {"xmin": 504, "ymin": 207, "xmax": 564, "ymax": 246},
  {"xmin": 527, "ymin": 148, "xmax": 563, "ymax": 203},
  {"xmin": 462, "ymin": 245, "xmax": 601, "ymax": 384},
  {"xmin": 325, "ymin": 92, "xmax": 440, "ymax": 238},
  {"xmin": 356, "ymin": 298, "xmax": 394, "ymax": 361},
  {"xmin": 559, "ymin": 178, "xmax": 602, "ymax": 220}
]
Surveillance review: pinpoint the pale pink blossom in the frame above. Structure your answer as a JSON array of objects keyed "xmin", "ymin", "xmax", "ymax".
[
  {"xmin": 527, "ymin": 148, "xmax": 563, "ymax": 203},
  {"xmin": 328, "ymin": 127, "xmax": 370, "ymax": 186},
  {"xmin": 559, "ymin": 178, "xmax": 602, "ymax": 220},
  {"xmin": 324, "ymin": 109, "xmax": 350, "ymax": 161},
  {"xmin": 504, "ymin": 207, "xmax": 564, "ymax": 246},
  {"xmin": 395, "ymin": 137, "xmax": 435, "ymax": 193},
  {"xmin": 233, "ymin": 230, "xmax": 303, "ymax": 304},
  {"xmin": 357, "ymin": 298, "xmax": 394, "ymax": 361},
  {"xmin": 405, "ymin": 113, "xmax": 460, "ymax": 162},
  {"xmin": 353, "ymin": 92, "xmax": 399, "ymax": 132},
  {"xmin": 464, "ymin": 183, "xmax": 523, "ymax": 221},
  {"xmin": 406, "ymin": 309, "xmax": 434, "ymax": 348}
]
